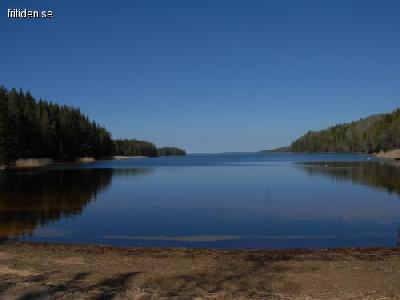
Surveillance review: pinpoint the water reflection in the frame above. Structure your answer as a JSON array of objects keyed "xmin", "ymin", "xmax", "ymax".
[
  {"xmin": 0, "ymin": 168, "xmax": 150, "ymax": 241},
  {"xmin": 296, "ymin": 161, "xmax": 400, "ymax": 196},
  {"xmin": 3, "ymin": 155, "xmax": 400, "ymax": 249}
]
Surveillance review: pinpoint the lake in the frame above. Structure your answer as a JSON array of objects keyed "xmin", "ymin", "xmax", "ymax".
[{"xmin": 1, "ymin": 153, "xmax": 400, "ymax": 249}]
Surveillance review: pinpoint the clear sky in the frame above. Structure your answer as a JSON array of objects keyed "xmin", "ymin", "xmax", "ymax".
[{"xmin": 1, "ymin": 0, "xmax": 399, "ymax": 153}]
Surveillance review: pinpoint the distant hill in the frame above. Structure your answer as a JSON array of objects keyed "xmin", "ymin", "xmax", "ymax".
[
  {"xmin": 259, "ymin": 146, "xmax": 291, "ymax": 153},
  {"xmin": 289, "ymin": 109, "xmax": 400, "ymax": 153}
]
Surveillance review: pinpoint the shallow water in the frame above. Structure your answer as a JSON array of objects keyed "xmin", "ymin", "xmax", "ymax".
[{"xmin": 1, "ymin": 153, "xmax": 400, "ymax": 249}]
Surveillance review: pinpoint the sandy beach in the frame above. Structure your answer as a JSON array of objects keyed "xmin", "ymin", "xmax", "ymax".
[
  {"xmin": 376, "ymin": 149, "xmax": 400, "ymax": 160},
  {"xmin": 1, "ymin": 242, "xmax": 400, "ymax": 299}
]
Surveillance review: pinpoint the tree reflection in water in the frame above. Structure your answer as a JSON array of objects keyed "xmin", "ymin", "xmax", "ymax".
[
  {"xmin": 0, "ymin": 168, "xmax": 150, "ymax": 241},
  {"xmin": 296, "ymin": 161, "xmax": 400, "ymax": 196}
]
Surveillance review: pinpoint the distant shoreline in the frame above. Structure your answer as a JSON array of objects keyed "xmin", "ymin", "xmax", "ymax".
[
  {"xmin": 112, "ymin": 155, "xmax": 147, "ymax": 160},
  {"xmin": 260, "ymin": 149, "xmax": 400, "ymax": 158},
  {"xmin": 0, "ymin": 156, "xmax": 149, "ymax": 169},
  {"xmin": 3, "ymin": 151, "xmax": 400, "ymax": 169}
]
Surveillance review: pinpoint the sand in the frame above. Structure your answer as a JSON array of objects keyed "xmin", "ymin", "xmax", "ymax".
[
  {"xmin": 1, "ymin": 242, "xmax": 400, "ymax": 299},
  {"xmin": 376, "ymin": 149, "xmax": 400, "ymax": 160}
]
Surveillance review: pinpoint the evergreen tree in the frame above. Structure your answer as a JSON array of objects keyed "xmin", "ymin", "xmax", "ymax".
[
  {"xmin": 0, "ymin": 87, "xmax": 114, "ymax": 165},
  {"xmin": 157, "ymin": 147, "xmax": 186, "ymax": 156},
  {"xmin": 113, "ymin": 139, "xmax": 158, "ymax": 157},
  {"xmin": 0, "ymin": 86, "xmax": 186, "ymax": 165},
  {"xmin": 290, "ymin": 110, "xmax": 400, "ymax": 153}
]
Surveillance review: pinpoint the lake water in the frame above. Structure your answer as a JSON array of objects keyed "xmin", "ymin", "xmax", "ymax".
[{"xmin": 1, "ymin": 153, "xmax": 400, "ymax": 249}]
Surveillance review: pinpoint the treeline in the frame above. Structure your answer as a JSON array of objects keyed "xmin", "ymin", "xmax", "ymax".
[
  {"xmin": 114, "ymin": 139, "xmax": 158, "ymax": 157},
  {"xmin": 290, "ymin": 109, "xmax": 400, "ymax": 153},
  {"xmin": 157, "ymin": 147, "xmax": 186, "ymax": 156},
  {"xmin": 114, "ymin": 140, "xmax": 186, "ymax": 157},
  {"xmin": 0, "ymin": 87, "xmax": 113, "ymax": 164},
  {"xmin": 0, "ymin": 87, "xmax": 186, "ymax": 165}
]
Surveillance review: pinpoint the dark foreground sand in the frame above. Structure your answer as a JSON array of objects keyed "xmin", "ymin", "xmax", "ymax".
[{"xmin": 1, "ymin": 243, "xmax": 400, "ymax": 299}]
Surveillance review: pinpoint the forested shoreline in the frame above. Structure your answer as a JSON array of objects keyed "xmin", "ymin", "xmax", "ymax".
[
  {"xmin": 113, "ymin": 139, "xmax": 185, "ymax": 157},
  {"xmin": 0, "ymin": 87, "xmax": 185, "ymax": 165},
  {"xmin": 157, "ymin": 147, "xmax": 186, "ymax": 156},
  {"xmin": 290, "ymin": 109, "xmax": 400, "ymax": 153},
  {"xmin": 260, "ymin": 109, "xmax": 400, "ymax": 154}
]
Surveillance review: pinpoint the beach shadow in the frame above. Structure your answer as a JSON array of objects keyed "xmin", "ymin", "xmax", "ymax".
[
  {"xmin": 145, "ymin": 254, "xmax": 297, "ymax": 298},
  {"xmin": 15, "ymin": 271, "xmax": 141, "ymax": 300},
  {"xmin": 90, "ymin": 272, "xmax": 142, "ymax": 300},
  {"xmin": 0, "ymin": 281, "xmax": 14, "ymax": 294}
]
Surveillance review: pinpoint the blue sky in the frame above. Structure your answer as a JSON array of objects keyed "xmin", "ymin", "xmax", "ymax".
[{"xmin": 1, "ymin": 0, "xmax": 399, "ymax": 153}]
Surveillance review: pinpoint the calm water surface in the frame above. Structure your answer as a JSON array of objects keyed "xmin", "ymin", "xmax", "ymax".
[{"xmin": 2, "ymin": 153, "xmax": 400, "ymax": 249}]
